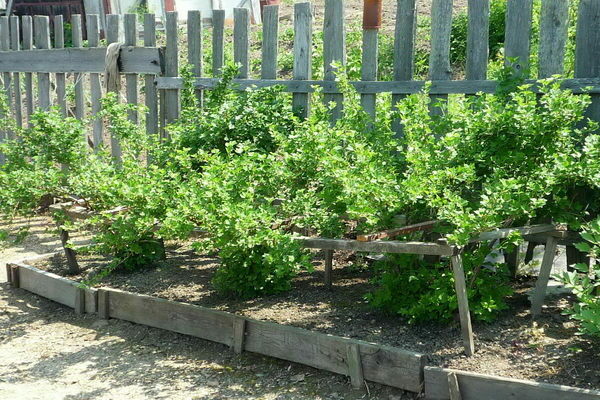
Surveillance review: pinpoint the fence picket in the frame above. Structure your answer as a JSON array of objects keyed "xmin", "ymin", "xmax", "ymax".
[
  {"xmin": 53, "ymin": 15, "xmax": 67, "ymax": 116},
  {"xmin": 234, "ymin": 8, "xmax": 250, "ymax": 79},
  {"xmin": 429, "ymin": 0, "xmax": 453, "ymax": 116},
  {"xmin": 106, "ymin": 14, "xmax": 122, "ymax": 161},
  {"xmin": 576, "ymin": 1, "xmax": 600, "ymax": 123},
  {"xmin": 538, "ymin": 0, "xmax": 569, "ymax": 79},
  {"xmin": 144, "ymin": 13, "xmax": 158, "ymax": 138},
  {"xmin": 212, "ymin": 9, "xmax": 225, "ymax": 76},
  {"xmin": 466, "ymin": 0, "xmax": 489, "ymax": 80},
  {"xmin": 164, "ymin": 11, "xmax": 180, "ymax": 130},
  {"xmin": 292, "ymin": 2, "xmax": 313, "ymax": 118},
  {"xmin": 1, "ymin": 17, "xmax": 13, "ymax": 127},
  {"xmin": 87, "ymin": 14, "xmax": 103, "ymax": 150},
  {"xmin": 187, "ymin": 10, "xmax": 203, "ymax": 105},
  {"xmin": 261, "ymin": 5, "xmax": 279, "ymax": 79},
  {"xmin": 9, "ymin": 16, "xmax": 21, "ymax": 128},
  {"xmin": 22, "ymin": 16, "xmax": 34, "ymax": 125},
  {"xmin": 124, "ymin": 14, "xmax": 138, "ymax": 123},
  {"xmin": 323, "ymin": 0, "xmax": 346, "ymax": 121},
  {"xmin": 72, "ymin": 15, "xmax": 85, "ymax": 120},
  {"xmin": 33, "ymin": 16, "xmax": 51, "ymax": 111},
  {"xmin": 392, "ymin": 0, "xmax": 417, "ymax": 136},
  {"xmin": 361, "ymin": 29, "xmax": 378, "ymax": 119},
  {"xmin": 504, "ymin": 0, "xmax": 533, "ymax": 77}
]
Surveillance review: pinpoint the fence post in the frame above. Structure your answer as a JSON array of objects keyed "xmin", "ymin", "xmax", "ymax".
[
  {"xmin": 53, "ymin": 15, "xmax": 67, "ymax": 116},
  {"xmin": 234, "ymin": 8, "xmax": 250, "ymax": 79},
  {"xmin": 212, "ymin": 9, "xmax": 225, "ymax": 77},
  {"xmin": 361, "ymin": 26, "xmax": 378, "ymax": 120},
  {"xmin": 22, "ymin": 16, "xmax": 34, "ymax": 125},
  {"xmin": 428, "ymin": 0, "xmax": 453, "ymax": 116},
  {"xmin": 9, "ymin": 16, "xmax": 22, "ymax": 128},
  {"xmin": 261, "ymin": 5, "xmax": 279, "ymax": 80},
  {"xmin": 538, "ymin": 0, "xmax": 569, "ymax": 79},
  {"xmin": 187, "ymin": 10, "xmax": 203, "ymax": 105},
  {"xmin": 72, "ymin": 15, "xmax": 85, "ymax": 120},
  {"xmin": 292, "ymin": 2, "xmax": 312, "ymax": 118},
  {"xmin": 124, "ymin": 14, "xmax": 139, "ymax": 124},
  {"xmin": 323, "ymin": 0, "xmax": 346, "ymax": 122},
  {"xmin": 87, "ymin": 14, "xmax": 104, "ymax": 150},
  {"xmin": 106, "ymin": 14, "xmax": 123, "ymax": 162},
  {"xmin": 504, "ymin": 0, "xmax": 533, "ymax": 77},
  {"xmin": 1, "ymin": 16, "xmax": 13, "ymax": 132},
  {"xmin": 144, "ymin": 13, "xmax": 159, "ymax": 141},
  {"xmin": 466, "ymin": 0, "xmax": 489, "ymax": 81},
  {"xmin": 33, "ymin": 16, "xmax": 51, "ymax": 111},
  {"xmin": 163, "ymin": 11, "xmax": 180, "ymax": 134}
]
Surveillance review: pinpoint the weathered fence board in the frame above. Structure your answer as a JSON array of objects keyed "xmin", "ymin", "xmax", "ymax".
[
  {"xmin": 144, "ymin": 13, "xmax": 159, "ymax": 139},
  {"xmin": 124, "ymin": 14, "xmax": 138, "ymax": 124},
  {"xmin": 292, "ymin": 1, "xmax": 313, "ymax": 117},
  {"xmin": 9, "ymin": 16, "xmax": 22, "ymax": 127},
  {"xmin": 53, "ymin": 15, "xmax": 67, "ymax": 116},
  {"xmin": 294, "ymin": 237, "xmax": 456, "ymax": 256},
  {"xmin": 21, "ymin": 16, "xmax": 34, "ymax": 123},
  {"xmin": 425, "ymin": 367, "xmax": 600, "ymax": 400},
  {"xmin": 429, "ymin": 0, "xmax": 453, "ymax": 114},
  {"xmin": 72, "ymin": 15, "xmax": 85, "ymax": 120},
  {"xmin": 538, "ymin": 0, "xmax": 569, "ymax": 78},
  {"xmin": 261, "ymin": 5, "xmax": 279, "ymax": 80},
  {"xmin": 14, "ymin": 263, "xmax": 80, "ymax": 309},
  {"xmin": 164, "ymin": 11, "xmax": 180, "ymax": 127},
  {"xmin": 33, "ymin": 16, "xmax": 51, "ymax": 111},
  {"xmin": 211, "ymin": 9, "xmax": 225, "ymax": 76},
  {"xmin": 233, "ymin": 8, "xmax": 250, "ymax": 79},
  {"xmin": 323, "ymin": 0, "xmax": 346, "ymax": 121},
  {"xmin": 187, "ymin": 10, "xmax": 203, "ymax": 105},
  {"xmin": 466, "ymin": 0, "xmax": 489, "ymax": 80},
  {"xmin": 87, "ymin": 14, "xmax": 103, "ymax": 150},
  {"xmin": 504, "ymin": 0, "xmax": 533, "ymax": 76}
]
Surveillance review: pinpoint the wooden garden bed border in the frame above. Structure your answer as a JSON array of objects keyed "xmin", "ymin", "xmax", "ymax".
[{"xmin": 6, "ymin": 257, "xmax": 600, "ymax": 399}]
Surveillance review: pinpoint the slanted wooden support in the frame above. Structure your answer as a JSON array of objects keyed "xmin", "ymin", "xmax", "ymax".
[
  {"xmin": 87, "ymin": 14, "xmax": 103, "ymax": 150},
  {"xmin": 233, "ymin": 8, "xmax": 250, "ymax": 79},
  {"xmin": 72, "ymin": 15, "xmax": 85, "ymax": 120},
  {"xmin": 451, "ymin": 254, "xmax": 475, "ymax": 356},
  {"xmin": 346, "ymin": 343, "xmax": 364, "ymax": 389},
  {"xmin": 324, "ymin": 249, "xmax": 333, "ymax": 289},
  {"xmin": 323, "ymin": 0, "xmax": 346, "ymax": 121},
  {"xmin": 261, "ymin": 5, "xmax": 279, "ymax": 80},
  {"xmin": 531, "ymin": 235, "xmax": 558, "ymax": 317},
  {"xmin": 9, "ymin": 16, "xmax": 22, "ymax": 128},
  {"xmin": 392, "ymin": 0, "xmax": 417, "ymax": 136},
  {"xmin": 59, "ymin": 227, "xmax": 80, "ymax": 274},
  {"xmin": 428, "ymin": 0, "xmax": 453, "ymax": 116},
  {"xmin": 232, "ymin": 316, "xmax": 246, "ymax": 354},
  {"xmin": 53, "ymin": 15, "xmax": 67, "ymax": 116},
  {"xmin": 292, "ymin": 1, "xmax": 312, "ymax": 118},
  {"xmin": 33, "ymin": 16, "xmax": 51, "ymax": 110}
]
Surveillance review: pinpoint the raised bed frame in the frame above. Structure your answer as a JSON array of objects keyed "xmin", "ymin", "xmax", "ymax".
[{"xmin": 6, "ymin": 257, "xmax": 600, "ymax": 399}]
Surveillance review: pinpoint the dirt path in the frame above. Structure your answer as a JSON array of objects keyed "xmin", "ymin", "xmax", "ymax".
[{"xmin": 0, "ymin": 217, "xmax": 410, "ymax": 400}]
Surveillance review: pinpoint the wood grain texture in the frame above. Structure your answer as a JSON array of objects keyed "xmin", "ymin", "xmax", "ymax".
[
  {"xmin": 347, "ymin": 343, "xmax": 364, "ymax": 389},
  {"xmin": 504, "ymin": 0, "xmax": 533, "ymax": 76},
  {"xmin": 22, "ymin": 16, "xmax": 34, "ymax": 124},
  {"xmin": 144, "ymin": 13, "xmax": 159, "ymax": 140},
  {"xmin": 530, "ymin": 235, "xmax": 558, "ymax": 317},
  {"xmin": 393, "ymin": 0, "xmax": 417, "ymax": 136},
  {"xmin": 53, "ymin": 15, "xmax": 67, "ymax": 116},
  {"xmin": 261, "ymin": 5, "xmax": 279, "ymax": 79},
  {"xmin": 323, "ymin": 0, "xmax": 346, "ymax": 121},
  {"xmin": 84, "ymin": 287, "xmax": 98, "ymax": 314},
  {"xmin": 211, "ymin": 9, "xmax": 225, "ymax": 76},
  {"xmin": 10, "ymin": 16, "xmax": 21, "ymax": 127},
  {"xmin": 466, "ymin": 0, "xmax": 489, "ymax": 80},
  {"xmin": 294, "ymin": 236, "xmax": 456, "ymax": 256},
  {"xmin": 448, "ymin": 372, "xmax": 463, "ymax": 400},
  {"xmin": 233, "ymin": 317, "xmax": 246, "ymax": 354},
  {"xmin": 71, "ymin": 14, "xmax": 85, "ymax": 120},
  {"xmin": 424, "ymin": 366, "xmax": 600, "ymax": 400},
  {"xmin": 292, "ymin": 2, "xmax": 313, "ymax": 117},
  {"xmin": 164, "ymin": 11, "xmax": 180, "ymax": 126},
  {"xmin": 187, "ymin": 10, "xmax": 203, "ymax": 105},
  {"xmin": 361, "ymin": 29, "xmax": 378, "ymax": 118},
  {"xmin": 124, "ymin": 14, "xmax": 138, "ymax": 123},
  {"xmin": 538, "ymin": 0, "xmax": 569, "ymax": 78},
  {"xmin": 15, "ymin": 263, "xmax": 79, "ymax": 308},
  {"xmin": 429, "ymin": 0, "xmax": 453, "ymax": 115},
  {"xmin": 233, "ymin": 8, "xmax": 250, "ymax": 78},
  {"xmin": 98, "ymin": 288, "xmax": 109, "ymax": 319},
  {"xmin": 33, "ymin": 16, "xmax": 51, "ymax": 110},
  {"xmin": 87, "ymin": 14, "xmax": 103, "ymax": 150},
  {"xmin": 450, "ymin": 255, "xmax": 475, "ymax": 356}
]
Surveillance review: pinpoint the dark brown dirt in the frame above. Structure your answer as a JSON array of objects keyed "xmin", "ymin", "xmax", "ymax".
[{"xmin": 35, "ymin": 239, "xmax": 600, "ymax": 392}]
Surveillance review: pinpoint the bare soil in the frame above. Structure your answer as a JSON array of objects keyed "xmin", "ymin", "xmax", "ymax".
[
  {"xmin": 29, "ymin": 221, "xmax": 600, "ymax": 392},
  {"xmin": 0, "ymin": 216, "xmax": 408, "ymax": 400}
]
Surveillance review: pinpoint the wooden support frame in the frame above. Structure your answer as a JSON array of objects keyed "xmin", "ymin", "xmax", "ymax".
[{"xmin": 530, "ymin": 235, "xmax": 559, "ymax": 317}]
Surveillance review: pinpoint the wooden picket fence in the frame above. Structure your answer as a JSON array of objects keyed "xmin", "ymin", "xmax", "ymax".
[{"xmin": 0, "ymin": 0, "xmax": 600, "ymax": 156}]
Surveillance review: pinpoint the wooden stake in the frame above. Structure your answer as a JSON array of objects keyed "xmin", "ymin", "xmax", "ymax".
[{"xmin": 451, "ymin": 254, "xmax": 475, "ymax": 356}]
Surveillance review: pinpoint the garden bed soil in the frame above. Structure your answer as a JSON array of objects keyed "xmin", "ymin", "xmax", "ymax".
[{"xmin": 34, "ymin": 241, "xmax": 600, "ymax": 391}]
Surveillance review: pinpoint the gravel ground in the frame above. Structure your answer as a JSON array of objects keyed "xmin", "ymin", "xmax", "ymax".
[{"xmin": 0, "ymin": 216, "xmax": 409, "ymax": 400}]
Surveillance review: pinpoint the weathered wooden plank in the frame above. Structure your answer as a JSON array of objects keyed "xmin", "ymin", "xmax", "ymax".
[
  {"xmin": 33, "ymin": 16, "xmax": 51, "ymax": 110},
  {"xmin": 504, "ymin": 0, "xmax": 533, "ymax": 76},
  {"xmin": 53, "ymin": 15, "xmax": 67, "ymax": 116},
  {"xmin": 164, "ymin": 11, "xmax": 180, "ymax": 126},
  {"xmin": 466, "ymin": 0, "xmax": 489, "ymax": 80},
  {"xmin": 292, "ymin": 1, "xmax": 313, "ymax": 117},
  {"xmin": 71, "ymin": 15, "xmax": 85, "ymax": 120},
  {"xmin": 106, "ymin": 287, "xmax": 236, "ymax": 346},
  {"xmin": 187, "ymin": 10, "xmax": 203, "ymax": 105},
  {"xmin": 84, "ymin": 287, "xmax": 98, "ymax": 314},
  {"xmin": 575, "ymin": 0, "xmax": 600, "ymax": 124},
  {"xmin": 361, "ymin": 28, "xmax": 378, "ymax": 119},
  {"xmin": 324, "ymin": 249, "xmax": 333, "ymax": 288},
  {"xmin": 450, "ymin": 255, "xmax": 475, "ymax": 356},
  {"xmin": 531, "ymin": 235, "xmax": 558, "ymax": 317},
  {"xmin": 357, "ymin": 220, "xmax": 438, "ymax": 242},
  {"xmin": 155, "ymin": 76, "xmax": 600, "ymax": 95},
  {"xmin": 22, "ymin": 16, "xmax": 33, "ymax": 124},
  {"xmin": 124, "ymin": 14, "xmax": 138, "ymax": 124},
  {"xmin": 323, "ymin": 0, "xmax": 346, "ymax": 121},
  {"xmin": 74, "ymin": 287, "xmax": 85, "ymax": 314},
  {"xmin": 392, "ymin": 0, "xmax": 417, "ymax": 136},
  {"xmin": 98, "ymin": 288, "xmax": 109, "ymax": 319},
  {"xmin": 144, "ymin": 13, "xmax": 159, "ymax": 140},
  {"xmin": 429, "ymin": 0, "xmax": 453, "ymax": 115},
  {"xmin": 0, "ymin": 47, "xmax": 162, "ymax": 74},
  {"xmin": 261, "ymin": 5, "xmax": 279, "ymax": 79},
  {"xmin": 424, "ymin": 366, "xmax": 600, "ymax": 400},
  {"xmin": 347, "ymin": 343, "xmax": 364, "ymax": 389},
  {"xmin": 212, "ymin": 9, "xmax": 225, "ymax": 76},
  {"xmin": 233, "ymin": 8, "xmax": 249, "ymax": 78},
  {"xmin": 233, "ymin": 317, "xmax": 246, "ymax": 354},
  {"xmin": 448, "ymin": 372, "xmax": 463, "ymax": 400},
  {"xmin": 15, "ymin": 263, "xmax": 79, "ymax": 308},
  {"xmin": 538, "ymin": 0, "xmax": 569, "ymax": 78},
  {"xmin": 106, "ymin": 14, "xmax": 122, "ymax": 162},
  {"xmin": 244, "ymin": 318, "xmax": 425, "ymax": 392},
  {"xmin": 5, "ymin": 264, "xmax": 12, "ymax": 285},
  {"xmin": 294, "ymin": 237, "xmax": 456, "ymax": 256},
  {"xmin": 471, "ymin": 224, "xmax": 558, "ymax": 243},
  {"xmin": 87, "ymin": 14, "xmax": 103, "ymax": 150},
  {"xmin": 9, "ymin": 16, "xmax": 21, "ymax": 128},
  {"xmin": 1, "ymin": 16, "xmax": 13, "ymax": 136},
  {"xmin": 10, "ymin": 264, "xmax": 19, "ymax": 288}
]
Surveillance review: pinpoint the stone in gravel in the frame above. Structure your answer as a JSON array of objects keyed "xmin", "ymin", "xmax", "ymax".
[
  {"xmin": 91, "ymin": 319, "xmax": 109, "ymax": 329},
  {"xmin": 206, "ymin": 380, "xmax": 219, "ymax": 387},
  {"xmin": 290, "ymin": 373, "xmax": 305, "ymax": 383}
]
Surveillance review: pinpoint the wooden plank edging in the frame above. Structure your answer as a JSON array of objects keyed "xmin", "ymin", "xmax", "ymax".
[{"xmin": 424, "ymin": 367, "xmax": 600, "ymax": 400}]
